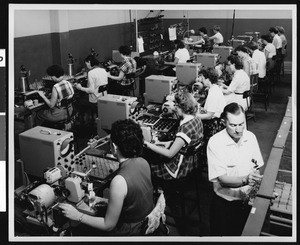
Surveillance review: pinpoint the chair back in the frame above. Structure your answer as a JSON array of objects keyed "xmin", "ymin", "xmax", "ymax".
[
  {"xmin": 125, "ymin": 72, "xmax": 136, "ymax": 80},
  {"xmin": 243, "ymin": 90, "xmax": 251, "ymax": 99},
  {"xmin": 250, "ymin": 74, "xmax": 259, "ymax": 93},
  {"xmin": 266, "ymin": 58, "xmax": 275, "ymax": 72},
  {"xmin": 134, "ymin": 65, "xmax": 147, "ymax": 78},
  {"xmin": 59, "ymin": 97, "xmax": 76, "ymax": 119}
]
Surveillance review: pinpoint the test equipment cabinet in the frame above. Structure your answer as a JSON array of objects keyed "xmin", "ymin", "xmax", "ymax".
[
  {"xmin": 175, "ymin": 63, "xmax": 202, "ymax": 86},
  {"xmin": 19, "ymin": 126, "xmax": 75, "ymax": 178},
  {"xmin": 97, "ymin": 94, "xmax": 137, "ymax": 130},
  {"xmin": 144, "ymin": 75, "xmax": 177, "ymax": 105},
  {"xmin": 194, "ymin": 53, "xmax": 219, "ymax": 68},
  {"xmin": 213, "ymin": 46, "xmax": 233, "ymax": 63},
  {"xmin": 231, "ymin": 39, "xmax": 245, "ymax": 49}
]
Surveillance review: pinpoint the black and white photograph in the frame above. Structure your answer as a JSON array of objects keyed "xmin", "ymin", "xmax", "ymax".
[{"xmin": 2, "ymin": 2, "xmax": 297, "ymax": 243}]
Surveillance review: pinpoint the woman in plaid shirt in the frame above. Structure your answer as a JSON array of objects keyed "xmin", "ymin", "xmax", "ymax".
[
  {"xmin": 108, "ymin": 45, "xmax": 137, "ymax": 95},
  {"xmin": 36, "ymin": 65, "xmax": 74, "ymax": 125},
  {"xmin": 144, "ymin": 92, "xmax": 204, "ymax": 180}
]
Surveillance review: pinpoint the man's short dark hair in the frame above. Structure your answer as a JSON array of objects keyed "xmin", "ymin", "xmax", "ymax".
[
  {"xmin": 110, "ymin": 119, "xmax": 144, "ymax": 158},
  {"xmin": 46, "ymin": 65, "xmax": 64, "ymax": 78},
  {"xmin": 221, "ymin": 102, "xmax": 245, "ymax": 121}
]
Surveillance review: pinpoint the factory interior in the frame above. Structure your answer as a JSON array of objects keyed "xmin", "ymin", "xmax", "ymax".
[{"xmin": 10, "ymin": 5, "xmax": 295, "ymax": 242}]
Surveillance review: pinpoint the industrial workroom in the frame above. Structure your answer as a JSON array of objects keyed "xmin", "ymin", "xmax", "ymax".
[{"xmin": 9, "ymin": 4, "xmax": 295, "ymax": 242}]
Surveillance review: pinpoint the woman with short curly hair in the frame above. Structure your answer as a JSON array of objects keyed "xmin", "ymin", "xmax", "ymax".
[{"xmin": 144, "ymin": 91, "xmax": 203, "ymax": 180}]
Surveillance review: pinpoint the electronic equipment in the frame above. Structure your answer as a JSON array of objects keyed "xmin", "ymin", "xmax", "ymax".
[
  {"xmin": 24, "ymin": 183, "xmax": 56, "ymax": 223},
  {"xmin": 244, "ymin": 32, "xmax": 260, "ymax": 42},
  {"xmin": 213, "ymin": 46, "xmax": 233, "ymax": 63},
  {"xmin": 194, "ymin": 53, "xmax": 219, "ymax": 68},
  {"xmin": 231, "ymin": 39, "xmax": 245, "ymax": 49},
  {"xmin": 189, "ymin": 35, "xmax": 202, "ymax": 42},
  {"xmin": 97, "ymin": 94, "xmax": 137, "ymax": 130},
  {"xmin": 112, "ymin": 50, "xmax": 139, "ymax": 64},
  {"xmin": 23, "ymin": 90, "xmax": 44, "ymax": 103},
  {"xmin": 73, "ymin": 153, "xmax": 119, "ymax": 180},
  {"xmin": 19, "ymin": 126, "xmax": 75, "ymax": 177},
  {"xmin": 162, "ymin": 100, "xmax": 176, "ymax": 115},
  {"xmin": 19, "ymin": 65, "xmax": 30, "ymax": 93},
  {"xmin": 153, "ymin": 118, "xmax": 179, "ymax": 133},
  {"xmin": 67, "ymin": 53, "xmax": 77, "ymax": 76},
  {"xmin": 236, "ymin": 35, "xmax": 253, "ymax": 43},
  {"xmin": 144, "ymin": 75, "xmax": 177, "ymax": 105},
  {"xmin": 64, "ymin": 176, "xmax": 85, "ymax": 203},
  {"xmin": 138, "ymin": 114, "xmax": 160, "ymax": 126},
  {"xmin": 176, "ymin": 63, "xmax": 202, "ymax": 85},
  {"xmin": 112, "ymin": 50, "xmax": 124, "ymax": 63}
]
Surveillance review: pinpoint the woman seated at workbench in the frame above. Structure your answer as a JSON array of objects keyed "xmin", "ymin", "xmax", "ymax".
[
  {"xmin": 35, "ymin": 65, "xmax": 75, "ymax": 126},
  {"xmin": 164, "ymin": 39, "xmax": 190, "ymax": 76},
  {"xmin": 196, "ymin": 68, "xmax": 226, "ymax": 121},
  {"xmin": 220, "ymin": 54, "xmax": 250, "ymax": 110},
  {"xmin": 107, "ymin": 45, "xmax": 137, "ymax": 96},
  {"xmin": 196, "ymin": 68, "xmax": 226, "ymax": 161},
  {"xmin": 144, "ymin": 91, "xmax": 203, "ymax": 181},
  {"xmin": 75, "ymin": 55, "xmax": 108, "ymax": 126},
  {"xmin": 59, "ymin": 119, "xmax": 154, "ymax": 236}
]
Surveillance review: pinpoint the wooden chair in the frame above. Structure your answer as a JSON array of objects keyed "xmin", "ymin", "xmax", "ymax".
[
  {"xmin": 251, "ymin": 74, "xmax": 269, "ymax": 111},
  {"xmin": 243, "ymin": 90, "xmax": 256, "ymax": 122},
  {"xmin": 42, "ymin": 97, "xmax": 77, "ymax": 130},
  {"xmin": 121, "ymin": 72, "xmax": 136, "ymax": 96},
  {"xmin": 42, "ymin": 97, "xmax": 79, "ymax": 150}
]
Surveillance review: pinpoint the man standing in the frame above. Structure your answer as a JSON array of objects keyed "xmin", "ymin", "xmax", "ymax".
[{"xmin": 207, "ymin": 102, "xmax": 264, "ymax": 236}]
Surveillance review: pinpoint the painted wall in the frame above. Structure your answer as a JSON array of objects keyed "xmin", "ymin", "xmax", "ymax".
[
  {"xmin": 12, "ymin": 7, "xmax": 294, "ymax": 89},
  {"xmin": 14, "ymin": 9, "xmax": 134, "ymax": 37},
  {"xmin": 13, "ymin": 9, "xmax": 135, "ymax": 88},
  {"xmin": 162, "ymin": 9, "xmax": 293, "ymax": 19},
  {"xmin": 163, "ymin": 18, "xmax": 292, "ymax": 55}
]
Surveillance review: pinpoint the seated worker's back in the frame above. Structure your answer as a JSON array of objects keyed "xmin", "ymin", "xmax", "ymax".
[
  {"xmin": 113, "ymin": 157, "xmax": 153, "ymax": 235},
  {"xmin": 35, "ymin": 64, "xmax": 74, "ymax": 125}
]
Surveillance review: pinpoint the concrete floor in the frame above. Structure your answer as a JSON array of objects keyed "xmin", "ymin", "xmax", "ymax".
[{"xmin": 13, "ymin": 72, "xmax": 292, "ymax": 237}]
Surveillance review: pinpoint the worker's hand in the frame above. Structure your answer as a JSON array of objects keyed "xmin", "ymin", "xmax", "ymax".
[
  {"xmin": 59, "ymin": 203, "xmax": 82, "ymax": 221},
  {"xmin": 247, "ymin": 170, "xmax": 263, "ymax": 186},
  {"xmin": 75, "ymin": 83, "xmax": 82, "ymax": 90}
]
